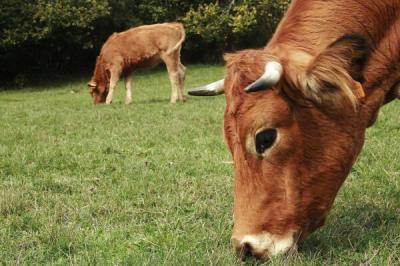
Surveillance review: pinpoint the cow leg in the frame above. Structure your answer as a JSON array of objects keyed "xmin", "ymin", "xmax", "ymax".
[
  {"xmin": 173, "ymin": 49, "xmax": 186, "ymax": 102},
  {"xmin": 178, "ymin": 63, "xmax": 186, "ymax": 102},
  {"xmin": 124, "ymin": 74, "xmax": 133, "ymax": 105},
  {"xmin": 106, "ymin": 75, "xmax": 119, "ymax": 104},
  {"xmin": 166, "ymin": 66, "xmax": 179, "ymax": 104},
  {"xmin": 163, "ymin": 53, "xmax": 182, "ymax": 104}
]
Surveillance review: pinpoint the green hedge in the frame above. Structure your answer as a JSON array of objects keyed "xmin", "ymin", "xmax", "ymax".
[{"xmin": 0, "ymin": 0, "xmax": 289, "ymax": 82}]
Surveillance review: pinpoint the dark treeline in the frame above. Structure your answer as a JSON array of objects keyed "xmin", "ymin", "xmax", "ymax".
[{"xmin": 0, "ymin": 0, "xmax": 290, "ymax": 84}]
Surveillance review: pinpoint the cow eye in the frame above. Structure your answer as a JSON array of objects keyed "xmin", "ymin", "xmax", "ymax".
[{"xmin": 255, "ymin": 128, "xmax": 277, "ymax": 154}]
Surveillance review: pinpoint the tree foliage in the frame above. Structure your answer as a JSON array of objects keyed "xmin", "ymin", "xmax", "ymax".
[
  {"xmin": 182, "ymin": 0, "xmax": 290, "ymax": 56},
  {"xmin": 0, "ymin": 0, "xmax": 110, "ymax": 49},
  {"xmin": 0, "ymin": 0, "xmax": 290, "ymax": 81}
]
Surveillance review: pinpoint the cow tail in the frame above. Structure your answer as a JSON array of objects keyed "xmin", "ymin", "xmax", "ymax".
[{"xmin": 166, "ymin": 23, "xmax": 185, "ymax": 55}]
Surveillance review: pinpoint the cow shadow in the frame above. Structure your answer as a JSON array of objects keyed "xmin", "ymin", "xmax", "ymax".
[
  {"xmin": 135, "ymin": 98, "xmax": 171, "ymax": 104},
  {"xmin": 134, "ymin": 96, "xmax": 219, "ymax": 104},
  {"xmin": 299, "ymin": 198, "xmax": 399, "ymax": 257},
  {"xmin": 100, "ymin": 98, "xmax": 172, "ymax": 105}
]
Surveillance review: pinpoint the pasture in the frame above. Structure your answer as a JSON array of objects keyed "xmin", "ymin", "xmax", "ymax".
[{"xmin": 0, "ymin": 65, "xmax": 399, "ymax": 265}]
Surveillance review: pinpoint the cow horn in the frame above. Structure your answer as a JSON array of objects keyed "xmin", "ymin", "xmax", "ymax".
[
  {"xmin": 88, "ymin": 81, "xmax": 96, "ymax": 88},
  {"xmin": 245, "ymin": 61, "xmax": 283, "ymax": 93},
  {"xmin": 188, "ymin": 79, "xmax": 225, "ymax": 96}
]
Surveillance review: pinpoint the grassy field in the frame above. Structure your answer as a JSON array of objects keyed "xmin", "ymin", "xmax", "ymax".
[{"xmin": 0, "ymin": 65, "xmax": 399, "ymax": 265}]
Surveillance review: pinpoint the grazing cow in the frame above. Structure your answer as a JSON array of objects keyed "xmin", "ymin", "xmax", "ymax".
[
  {"xmin": 88, "ymin": 23, "xmax": 186, "ymax": 104},
  {"xmin": 189, "ymin": 0, "xmax": 400, "ymax": 260}
]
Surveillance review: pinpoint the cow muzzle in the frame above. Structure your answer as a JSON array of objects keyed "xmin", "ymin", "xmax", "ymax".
[{"xmin": 231, "ymin": 232, "xmax": 297, "ymax": 260}]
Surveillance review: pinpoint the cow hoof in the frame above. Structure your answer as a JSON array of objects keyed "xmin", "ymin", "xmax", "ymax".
[{"xmin": 125, "ymin": 99, "xmax": 132, "ymax": 105}]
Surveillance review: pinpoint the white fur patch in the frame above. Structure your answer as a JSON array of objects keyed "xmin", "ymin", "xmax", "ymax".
[{"xmin": 235, "ymin": 232, "xmax": 296, "ymax": 258}]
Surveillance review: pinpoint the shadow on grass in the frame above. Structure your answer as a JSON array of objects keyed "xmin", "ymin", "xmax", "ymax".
[
  {"xmin": 0, "ymin": 97, "xmax": 25, "ymax": 102},
  {"xmin": 95, "ymin": 98, "xmax": 170, "ymax": 105},
  {"xmin": 135, "ymin": 98, "xmax": 170, "ymax": 104},
  {"xmin": 0, "ymin": 72, "xmax": 91, "ymax": 91},
  {"xmin": 1, "ymin": 64, "xmax": 223, "ymax": 91},
  {"xmin": 0, "ymin": 67, "xmax": 169, "ymax": 92},
  {"xmin": 300, "ymin": 199, "xmax": 399, "ymax": 258}
]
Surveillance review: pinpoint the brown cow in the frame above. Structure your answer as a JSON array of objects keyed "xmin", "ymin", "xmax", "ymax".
[
  {"xmin": 88, "ymin": 23, "xmax": 186, "ymax": 104},
  {"xmin": 189, "ymin": 0, "xmax": 400, "ymax": 260}
]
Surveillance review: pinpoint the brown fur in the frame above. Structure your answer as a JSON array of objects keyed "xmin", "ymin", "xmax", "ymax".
[
  {"xmin": 88, "ymin": 23, "xmax": 186, "ymax": 104},
  {"xmin": 225, "ymin": 0, "xmax": 400, "ymax": 256}
]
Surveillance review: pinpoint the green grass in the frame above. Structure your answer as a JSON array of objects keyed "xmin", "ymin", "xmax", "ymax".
[{"xmin": 0, "ymin": 65, "xmax": 399, "ymax": 265}]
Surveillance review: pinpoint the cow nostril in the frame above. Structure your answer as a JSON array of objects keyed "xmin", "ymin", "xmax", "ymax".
[
  {"xmin": 234, "ymin": 241, "xmax": 255, "ymax": 259},
  {"xmin": 232, "ymin": 236, "xmax": 268, "ymax": 260},
  {"xmin": 242, "ymin": 242, "xmax": 253, "ymax": 257}
]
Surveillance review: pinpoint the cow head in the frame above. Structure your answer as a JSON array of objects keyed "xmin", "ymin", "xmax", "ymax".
[
  {"xmin": 88, "ymin": 80, "xmax": 108, "ymax": 104},
  {"xmin": 88, "ymin": 56, "xmax": 110, "ymax": 104},
  {"xmin": 189, "ymin": 34, "xmax": 371, "ymax": 259}
]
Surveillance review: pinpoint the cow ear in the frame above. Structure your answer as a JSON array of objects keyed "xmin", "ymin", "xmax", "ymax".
[{"xmin": 302, "ymin": 34, "xmax": 370, "ymax": 108}]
